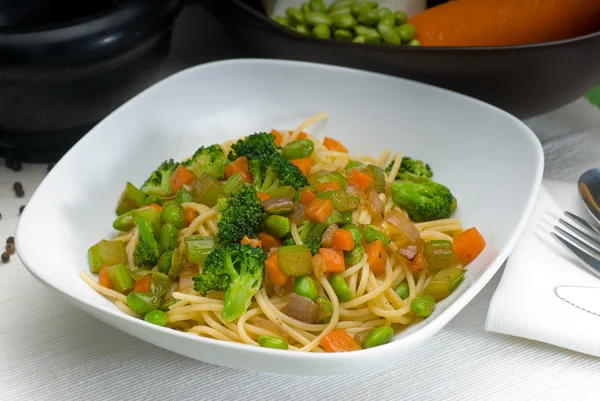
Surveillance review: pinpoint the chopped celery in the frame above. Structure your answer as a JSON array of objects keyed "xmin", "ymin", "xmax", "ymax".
[
  {"xmin": 221, "ymin": 172, "xmax": 246, "ymax": 197},
  {"xmin": 184, "ymin": 236, "xmax": 215, "ymax": 263},
  {"xmin": 116, "ymin": 182, "xmax": 148, "ymax": 215},
  {"xmin": 307, "ymin": 170, "xmax": 347, "ymax": 189},
  {"xmin": 423, "ymin": 267, "xmax": 465, "ymax": 301},
  {"xmin": 159, "ymin": 223, "xmax": 179, "ymax": 252},
  {"xmin": 317, "ymin": 190, "xmax": 359, "ymax": 212},
  {"xmin": 133, "ymin": 206, "xmax": 162, "ymax": 236},
  {"xmin": 267, "ymin": 186, "xmax": 296, "ymax": 201},
  {"xmin": 150, "ymin": 271, "xmax": 171, "ymax": 297},
  {"xmin": 277, "ymin": 245, "xmax": 313, "ymax": 276},
  {"xmin": 423, "ymin": 240, "xmax": 457, "ymax": 272},
  {"xmin": 113, "ymin": 211, "xmax": 135, "ymax": 232},
  {"xmin": 192, "ymin": 173, "xmax": 222, "ymax": 207},
  {"xmin": 167, "ymin": 250, "xmax": 184, "ymax": 281},
  {"xmin": 105, "ymin": 263, "xmax": 133, "ymax": 293},
  {"xmin": 345, "ymin": 160, "xmax": 365, "ymax": 172},
  {"xmin": 130, "ymin": 268, "xmax": 152, "ymax": 281},
  {"xmin": 88, "ymin": 240, "xmax": 128, "ymax": 274},
  {"xmin": 126, "ymin": 292, "xmax": 161, "ymax": 315},
  {"xmin": 364, "ymin": 165, "xmax": 385, "ymax": 193},
  {"xmin": 324, "ymin": 210, "xmax": 352, "ymax": 225},
  {"xmin": 363, "ymin": 225, "xmax": 390, "ymax": 246}
]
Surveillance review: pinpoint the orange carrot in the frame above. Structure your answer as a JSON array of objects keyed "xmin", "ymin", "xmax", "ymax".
[
  {"xmin": 259, "ymin": 232, "xmax": 283, "ymax": 250},
  {"xmin": 365, "ymin": 239, "xmax": 387, "ymax": 275},
  {"xmin": 291, "ymin": 157, "xmax": 313, "ymax": 177},
  {"xmin": 184, "ymin": 207, "xmax": 199, "ymax": 227},
  {"xmin": 332, "ymin": 229, "xmax": 355, "ymax": 251},
  {"xmin": 319, "ymin": 248, "xmax": 345, "ymax": 273},
  {"xmin": 271, "ymin": 129, "xmax": 283, "ymax": 146},
  {"xmin": 407, "ymin": 252, "xmax": 426, "ymax": 273},
  {"xmin": 315, "ymin": 180, "xmax": 341, "ymax": 193},
  {"xmin": 265, "ymin": 251, "xmax": 288, "ymax": 286},
  {"xmin": 169, "ymin": 164, "xmax": 196, "ymax": 193},
  {"xmin": 320, "ymin": 329, "xmax": 362, "ymax": 352},
  {"xmin": 305, "ymin": 198, "xmax": 334, "ymax": 223},
  {"xmin": 323, "ymin": 137, "xmax": 348, "ymax": 153},
  {"xmin": 147, "ymin": 203, "xmax": 163, "ymax": 212},
  {"xmin": 347, "ymin": 170, "xmax": 373, "ymax": 190},
  {"xmin": 297, "ymin": 132, "xmax": 308, "ymax": 140},
  {"xmin": 224, "ymin": 156, "xmax": 249, "ymax": 180},
  {"xmin": 241, "ymin": 236, "xmax": 262, "ymax": 248},
  {"xmin": 134, "ymin": 274, "xmax": 151, "ymax": 293},
  {"xmin": 453, "ymin": 227, "xmax": 486, "ymax": 265},
  {"xmin": 98, "ymin": 266, "xmax": 112, "ymax": 289},
  {"xmin": 299, "ymin": 187, "xmax": 317, "ymax": 205},
  {"xmin": 409, "ymin": 0, "xmax": 600, "ymax": 47},
  {"xmin": 239, "ymin": 170, "xmax": 253, "ymax": 184},
  {"xmin": 257, "ymin": 192, "xmax": 271, "ymax": 202}
]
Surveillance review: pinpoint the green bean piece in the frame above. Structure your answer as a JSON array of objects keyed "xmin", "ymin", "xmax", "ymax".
[
  {"xmin": 379, "ymin": 14, "xmax": 395, "ymax": 27},
  {"xmin": 352, "ymin": 35, "xmax": 366, "ymax": 43},
  {"xmin": 150, "ymin": 271, "xmax": 171, "ymax": 297},
  {"xmin": 357, "ymin": 0, "xmax": 378, "ymax": 8},
  {"xmin": 184, "ymin": 236, "xmax": 215, "ymax": 264},
  {"xmin": 301, "ymin": 2, "xmax": 311, "ymax": 14},
  {"xmin": 397, "ymin": 23, "xmax": 416, "ymax": 42},
  {"xmin": 265, "ymin": 215, "xmax": 292, "ymax": 238},
  {"xmin": 157, "ymin": 251, "xmax": 174, "ymax": 275},
  {"xmin": 330, "ymin": 273, "xmax": 352, "ymax": 302},
  {"xmin": 344, "ymin": 244, "xmax": 365, "ymax": 266},
  {"xmin": 267, "ymin": 186, "xmax": 296, "ymax": 201},
  {"xmin": 88, "ymin": 240, "xmax": 128, "ymax": 274},
  {"xmin": 317, "ymin": 190, "xmax": 360, "ymax": 212},
  {"xmin": 328, "ymin": 7, "xmax": 351, "ymax": 17},
  {"xmin": 394, "ymin": 11, "xmax": 408, "ymax": 25},
  {"xmin": 176, "ymin": 188, "xmax": 193, "ymax": 204},
  {"xmin": 316, "ymin": 296, "xmax": 333, "ymax": 322},
  {"xmin": 356, "ymin": 8, "xmax": 379, "ymax": 26},
  {"xmin": 332, "ymin": 13, "xmax": 357, "ymax": 29},
  {"xmin": 161, "ymin": 200, "xmax": 186, "ymax": 229},
  {"xmin": 145, "ymin": 195, "xmax": 164, "ymax": 207},
  {"xmin": 294, "ymin": 276, "xmax": 319, "ymax": 300},
  {"xmin": 281, "ymin": 139, "xmax": 314, "ymax": 160},
  {"xmin": 257, "ymin": 335, "xmax": 289, "ymax": 350},
  {"xmin": 395, "ymin": 281, "xmax": 410, "ymax": 300},
  {"xmin": 130, "ymin": 268, "xmax": 151, "ymax": 282},
  {"xmin": 277, "ymin": 245, "xmax": 313, "ymax": 276},
  {"xmin": 378, "ymin": 7, "xmax": 391, "ymax": 18},
  {"xmin": 328, "ymin": 0, "xmax": 355, "ymax": 12},
  {"xmin": 192, "ymin": 172, "xmax": 222, "ymax": 208},
  {"xmin": 286, "ymin": 7, "xmax": 305, "ymax": 26},
  {"xmin": 309, "ymin": 0, "xmax": 326, "ymax": 12},
  {"xmin": 126, "ymin": 292, "xmax": 161, "ymax": 315},
  {"xmin": 362, "ymin": 225, "xmax": 390, "ymax": 246},
  {"xmin": 424, "ymin": 267, "xmax": 465, "ymax": 301},
  {"xmin": 105, "ymin": 263, "xmax": 133, "ymax": 293},
  {"xmin": 167, "ymin": 251, "xmax": 183, "ymax": 281},
  {"xmin": 378, "ymin": 23, "xmax": 401, "ymax": 45},
  {"xmin": 408, "ymin": 39, "xmax": 421, "ymax": 46},
  {"xmin": 116, "ymin": 182, "xmax": 147, "ymax": 215},
  {"xmin": 411, "ymin": 295, "xmax": 436, "ymax": 318},
  {"xmin": 296, "ymin": 24, "xmax": 311, "ymax": 35},
  {"xmin": 160, "ymin": 297, "xmax": 178, "ymax": 312},
  {"xmin": 334, "ymin": 29, "xmax": 354, "ymax": 41},
  {"xmin": 362, "ymin": 326, "xmax": 394, "ymax": 349},
  {"xmin": 113, "ymin": 211, "xmax": 135, "ymax": 232},
  {"xmin": 159, "ymin": 223, "xmax": 179, "ymax": 252},
  {"xmin": 305, "ymin": 11, "xmax": 333, "ymax": 27},
  {"xmin": 221, "ymin": 172, "xmax": 246, "ymax": 197},
  {"xmin": 272, "ymin": 15, "xmax": 290, "ymax": 27},
  {"xmin": 144, "ymin": 310, "xmax": 169, "ymax": 327}
]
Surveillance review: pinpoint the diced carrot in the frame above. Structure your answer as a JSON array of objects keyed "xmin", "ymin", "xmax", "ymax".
[
  {"xmin": 407, "ymin": 252, "xmax": 426, "ymax": 273},
  {"xmin": 365, "ymin": 239, "xmax": 387, "ymax": 275},
  {"xmin": 291, "ymin": 157, "xmax": 313, "ymax": 177},
  {"xmin": 184, "ymin": 207, "xmax": 199, "ymax": 227},
  {"xmin": 257, "ymin": 192, "xmax": 271, "ymax": 202},
  {"xmin": 241, "ymin": 236, "xmax": 262, "ymax": 248},
  {"xmin": 297, "ymin": 132, "xmax": 308, "ymax": 140},
  {"xmin": 453, "ymin": 227, "xmax": 486, "ymax": 265},
  {"xmin": 299, "ymin": 187, "xmax": 317, "ymax": 205},
  {"xmin": 305, "ymin": 198, "xmax": 334, "ymax": 223},
  {"xmin": 224, "ymin": 156, "xmax": 249, "ymax": 180},
  {"xmin": 332, "ymin": 229, "xmax": 355, "ymax": 251},
  {"xmin": 347, "ymin": 170, "xmax": 373, "ymax": 190},
  {"xmin": 134, "ymin": 274, "xmax": 151, "ymax": 293},
  {"xmin": 98, "ymin": 266, "xmax": 112, "ymax": 289},
  {"xmin": 320, "ymin": 329, "xmax": 362, "ymax": 352},
  {"xmin": 319, "ymin": 248, "xmax": 345, "ymax": 273},
  {"xmin": 239, "ymin": 170, "xmax": 253, "ymax": 184},
  {"xmin": 271, "ymin": 129, "xmax": 283, "ymax": 147},
  {"xmin": 315, "ymin": 180, "xmax": 341, "ymax": 193},
  {"xmin": 169, "ymin": 164, "xmax": 196, "ymax": 193},
  {"xmin": 147, "ymin": 203, "xmax": 163, "ymax": 212},
  {"xmin": 323, "ymin": 137, "xmax": 348, "ymax": 153},
  {"xmin": 265, "ymin": 251, "xmax": 289, "ymax": 286},
  {"xmin": 259, "ymin": 232, "xmax": 283, "ymax": 250}
]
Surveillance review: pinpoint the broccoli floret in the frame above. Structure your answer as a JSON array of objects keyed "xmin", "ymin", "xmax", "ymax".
[
  {"xmin": 390, "ymin": 174, "xmax": 456, "ymax": 222},
  {"xmin": 141, "ymin": 159, "xmax": 179, "ymax": 197},
  {"xmin": 282, "ymin": 236, "xmax": 296, "ymax": 246},
  {"xmin": 248, "ymin": 159, "xmax": 280, "ymax": 193},
  {"xmin": 272, "ymin": 157, "xmax": 308, "ymax": 188},
  {"xmin": 133, "ymin": 215, "xmax": 162, "ymax": 267},
  {"xmin": 228, "ymin": 132, "xmax": 280, "ymax": 162},
  {"xmin": 217, "ymin": 185, "xmax": 264, "ymax": 244},
  {"xmin": 386, "ymin": 157, "xmax": 433, "ymax": 180},
  {"xmin": 182, "ymin": 144, "xmax": 228, "ymax": 180},
  {"xmin": 296, "ymin": 221, "xmax": 328, "ymax": 255},
  {"xmin": 193, "ymin": 244, "xmax": 267, "ymax": 321}
]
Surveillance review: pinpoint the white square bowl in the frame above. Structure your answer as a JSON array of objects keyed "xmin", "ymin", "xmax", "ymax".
[{"xmin": 16, "ymin": 59, "xmax": 543, "ymax": 376}]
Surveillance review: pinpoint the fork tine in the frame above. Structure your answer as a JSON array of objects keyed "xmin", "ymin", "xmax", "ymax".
[
  {"xmin": 564, "ymin": 211, "xmax": 600, "ymax": 235},
  {"xmin": 554, "ymin": 225, "xmax": 600, "ymax": 258},
  {"xmin": 551, "ymin": 232, "xmax": 600, "ymax": 279},
  {"xmin": 557, "ymin": 218, "xmax": 600, "ymax": 250}
]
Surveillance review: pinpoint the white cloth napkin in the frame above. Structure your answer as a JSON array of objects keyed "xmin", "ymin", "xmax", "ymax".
[{"xmin": 486, "ymin": 181, "xmax": 600, "ymax": 357}]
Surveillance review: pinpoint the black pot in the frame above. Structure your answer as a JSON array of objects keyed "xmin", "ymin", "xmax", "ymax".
[{"xmin": 0, "ymin": 0, "xmax": 183, "ymax": 162}]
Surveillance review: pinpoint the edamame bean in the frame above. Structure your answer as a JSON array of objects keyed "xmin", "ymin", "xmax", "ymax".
[
  {"xmin": 145, "ymin": 195, "xmax": 163, "ymax": 207},
  {"xmin": 334, "ymin": 29, "xmax": 354, "ymax": 41},
  {"xmin": 113, "ymin": 211, "xmax": 135, "ymax": 232},
  {"xmin": 332, "ymin": 13, "xmax": 357, "ymax": 29},
  {"xmin": 309, "ymin": 0, "xmax": 326, "ymax": 13},
  {"xmin": 286, "ymin": 7, "xmax": 305, "ymax": 26},
  {"xmin": 397, "ymin": 23, "xmax": 416, "ymax": 42},
  {"xmin": 294, "ymin": 276, "xmax": 318, "ymax": 300},
  {"xmin": 281, "ymin": 138, "xmax": 314, "ymax": 160},
  {"xmin": 176, "ymin": 188, "xmax": 193, "ymax": 204},
  {"xmin": 328, "ymin": 0, "xmax": 355, "ymax": 12},
  {"xmin": 258, "ymin": 335, "xmax": 289, "ymax": 350},
  {"xmin": 159, "ymin": 223, "xmax": 178, "ymax": 252},
  {"xmin": 356, "ymin": 8, "xmax": 379, "ymax": 26},
  {"xmin": 301, "ymin": 3, "xmax": 311, "ymax": 14},
  {"xmin": 411, "ymin": 295, "xmax": 436, "ymax": 318},
  {"xmin": 344, "ymin": 244, "xmax": 365, "ymax": 266},
  {"xmin": 264, "ymin": 215, "xmax": 292, "ymax": 238},
  {"xmin": 377, "ymin": 23, "xmax": 401, "ymax": 45},
  {"xmin": 161, "ymin": 200, "xmax": 185, "ymax": 229},
  {"xmin": 395, "ymin": 281, "xmax": 410, "ymax": 300},
  {"xmin": 378, "ymin": 7, "xmax": 391, "ymax": 18},
  {"xmin": 353, "ymin": 35, "xmax": 366, "ymax": 43},
  {"xmin": 354, "ymin": 25, "xmax": 375, "ymax": 36},
  {"xmin": 328, "ymin": 7, "xmax": 352, "ymax": 17},
  {"xmin": 144, "ymin": 310, "xmax": 169, "ymax": 327},
  {"xmin": 364, "ymin": 32, "xmax": 382, "ymax": 44},
  {"xmin": 296, "ymin": 24, "xmax": 310, "ymax": 35},
  {"xmin": 330, "ymin": 273, "xmax": 352, "ymax": 302},
  {"xmin": 357, "ymin": 0, "xmax": 378, "ymax": 8},
  {"xmin": 351, "ymin": 3, "xmax": 368, "ymax": 17},
  {"xmin": 408, "ymin": 39, "xmax": 421, "ymax": 46},
  {"xmin": 343, "ymin": 223, "xmax": 362, "ymax": 244},
  {"xmin": 305, "ymin": 11, "xmax": 333, "ymax": 27},
  {"xmin": 363, "ymin": 225, "xmax": 390, "ymax": 246},
  {"xmin": 362, "ymin": 326, "xmax": 394, "ymax": 349},
  {"xmin": 272, "ymin": 16, "xmax": 290, "ymax": 27},
  {"xmin": 394, "ymin": 11, "xmax": 408, "ymax": 25},
  {"xmin": 313, "ymin": 23, "xmax": 331, "ymax": 39},
  {"xmin": 379, "ymin": 14, "xmax": 395, "ymax": 27}
]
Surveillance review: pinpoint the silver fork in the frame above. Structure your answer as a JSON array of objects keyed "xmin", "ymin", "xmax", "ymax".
[{"xmin": 552, "ymin": 211, "xmax": 600, "ymax": 279}]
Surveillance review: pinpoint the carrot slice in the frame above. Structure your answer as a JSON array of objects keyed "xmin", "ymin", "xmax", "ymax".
[
  {"xmin": 239, "ymin": 170, "xmax": 253, "ymax": 184},
  {"xmin": 134, "ymin": 274, "xmax": 151, "ymax": 293},
  {"xmin": 259, "ymin": 232, "xmax": 283, "ymax": 250},
  {"xmin": 407, "ymin": 252, "xmax": 426, "ymax": 273},
  {"xmin": 305, "ymin": 198, "xmax": 334, "ymax": 223},
  {"xmin": 265, "ymin": 251, "xmax": 289, "ymax": 286},
  {"xmin": 241, "ymin": 236, "xmax": 262, "ymax": 248},
  {"xmin": 332, "ymin": 229, "xmax": 355, "ymax": 251},
  {"xmin": 169, "ymin": 164, "xmax": 196, "ymax": 193},
  {"xmin": 453, "ymin": 227, "xmax": 486, "ymax": 265},
  {"xmin": 147, "ymin": 203, "xmax": 163, "ymax": 212},
  {"xmin": 319, "ymin": 248, "xmax": 345, "ymax": 273},
  {"xmin": 257, "ymin": 192, "xmax": 271, "ymax": 202},
  {"xmin": 320, "ymin": 329, "xmax": 362, "ymax": 352},
  {"xmin": 323, "ymin": 137, "xmax": 348, "ymax": 153},
  {"xmin": 224, "ymin": 156, "xmax": 249, "ymax": 180},
  {"xmin": 366, "ymin": 239, "xmax": 387, "ymax": 275},
  {"xmin": 297, "ymin": 132, "xmax": 308, "ymax": 140},
  {"xmin": 315, "ymin": 180, "xmax": 341, "ymax": 193},
  {"xmin": 184, "ymin": 207, "xmax": 199, "ymax": 227},
  {"xmin": 98, "ymin": 266, "xmax": 112, "ymax": 289},
  {"xmin": 347, "ymin": 170, "xmax": 373, "ymax": 190},
  {"xmin": 271, "ymin": 129, "xmax": 283, "ymax": 147},
  {"xmin": 291, "ymin": 157, "xmax": 313, "ymax": 177},
  {"xmin": 299, "ymin": 187, "xmax": 317, "ymax": 205}
]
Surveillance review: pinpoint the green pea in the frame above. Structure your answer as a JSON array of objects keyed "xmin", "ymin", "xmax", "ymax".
[
  {"xmin": 353, "ymin": 35, "xmax": 366, "ymax": 43},
  {"xmin": 309, "ymin": 0, "xmax": 326, "ymax": 12},
  {"xmin": 377, "ymin": 23, "xmax": 401, "ymax": 45},
  {"xmin": 332, "ymin": 14, "xmax": 357, "ymax": 29},
  {"xmin": 145, "ymin": 195, "xmax": 163, "ymax": 207},
  {"xmin": 378, "ymin": 7, "xmax": 391, "ymax": 18},
  {"xmin": 305, "ymin": 11, "xmax": 333, "ymax": 27},
  {"xmin": 159, "ymin": 223, "xmax": 179, "ymax": 252},
  {"xmin": 328, "ymin": 0, "xmax": 355, "ymax": 12},
  {"xmin": 264, "ymin": 215, "xmax": 292, "ymax": 238},
  {"xmin": 394, "ymin": 11, "xmax": 408, "ymax": 25},
  {"xmin": 296, "ymin": 24, "xmax": 311, "ymax": 35},
  {"xmin": 408, "ymin": 39, "xmax": 421, "ymax": 46},
  {"xmin": 144, "ymin": 310, "xmax": 169, "ymax": 326},
  {"xmin": 351, "ymin": 3, "xmax": 368, "ymax": 17},
  {"xmin": 379, "ymin": 14, "xmax": 395, "ymax": 27},
  {"xmin": 395, "ymin": 281, "xmax": 410, "ymax": 300},
  {"xmin": 286, "ymin": 7, "xmax": 305, "ymax": 26},
  {"xmin": 328, "ymin": 7, "xmax": 351, "ymax": 17},
  {"xmin": 357, "ymin": 0, "xmax": 378, "ymax": 8},
  {"xmin": 330, "ymin": 273, "xmax": 352, "ymax": 302},
  {"xmin": 272, "ymin": 16, "xmax": 290, "ymax": 27},
  {"xmin": 126, "ymin": 292, "xmax": 161, "ymax": 315},
  {"xmin": 334, "ymin": 29, "xmax": 354, "ymax": 41},
  {"xmin": 257, "ymin": 335, "xmax": 289, "ymax": 350},
  {"xmin": 344, "ymin": 244, "xmax": 365, "ymax": 266},
  {"xmin": 161, "ymin": 200, "xmax": 185, "ymax": 229},
  {"xmin": 397, "ymin": 23, "xmax": 416, "ymax": 42},
  {"xmin": 176, "ymin": 188, "xmax": 193, "ymax": 204},
  {"xmin": 362, "ymin": 326, "xmax": 394, "ymax": 349},
  {"xmin": 294, "ymin": 276, "xmax": 318, "ymax": 300},
  {"xmin": 301, "ymin": 3, "xmax": 311, "ymax": 14},
  {"xmin": 411, "ymin": 295, "xmax": 436, "ymax": 318},
  {"xmin": 356, "ymin": 8, "xmax": 379, "ymax": 26},
  {"xmin": 281, "ymin": 139, "xmax": 314, "ymax": 160}
]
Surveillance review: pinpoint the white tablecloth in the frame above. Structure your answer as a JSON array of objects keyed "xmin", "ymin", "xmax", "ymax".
[{"xmin": 2, "ymin": 98, "xmax": 600, "ymax": 400}]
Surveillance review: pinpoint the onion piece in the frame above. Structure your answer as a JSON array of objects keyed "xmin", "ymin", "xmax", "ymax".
[
  {"xmin": 320, "ymin": 224, "xmax": 339, "ymax": 248},
  {"xmin": 290, "ymin": 202, "xmax": 307, "ymax": 225},
  {"xmin": 274, "ymin": 279, "xmax": 294, "ymax": 296},
  {"xmin": 179, "ymin": 263, "xmax": 198, "ymax": 294},
  {"xmin": 366, "ymin": 189, "xmax": 384, "ymax": 221},
  {"xmin": 312, "ymin": 253, "xmax": 328, "ymax": 277},
  {"xmin": 385, "ymin": 211, "xmax": 422, "ymax": 246},
  {"xmin": 283, "ymin": 293, "xmax": 319, "ymax": 323},
  {"xmin": 353, "ymin": 329, "xmax": 372, "ymax": 346},
  {"xmin": 262, "ymin": 197, "xmax": 295, "ymax": 215},
  {"xmin": 346, "ymin": 184, "xmax": 366, "ymax": 200},
  {"xmin": 252, "ymin": 316, "xmax": 290, "ymax": 341}
]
